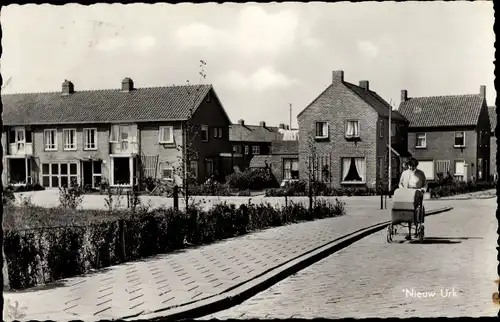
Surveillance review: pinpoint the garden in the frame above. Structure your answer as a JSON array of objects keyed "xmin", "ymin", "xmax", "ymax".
[{"xmin": 2, "ymin": 180, "xmax": 346, "ymax": 291}]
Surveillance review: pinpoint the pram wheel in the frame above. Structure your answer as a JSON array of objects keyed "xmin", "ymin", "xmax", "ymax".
[
  {"xmin": 386, "ymin": 224, "xmax": 393, "ymax": 243},
  {"xmin": 417, "ymin": 225, "xmax": 425, "ymax": 242}
]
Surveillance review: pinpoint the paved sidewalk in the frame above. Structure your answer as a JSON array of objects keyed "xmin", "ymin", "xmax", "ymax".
[
  {"xmin": 202, "ymin": 198, "xmax": 497, "ymax": 319},
  {"xmin": 2, "ymin": 200, "xmax": 449, "ymax": 322}
]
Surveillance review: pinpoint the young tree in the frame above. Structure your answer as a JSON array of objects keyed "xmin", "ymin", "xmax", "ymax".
[
  {"xmin": 172, "ymin": 60, "xmax": 208, "ymax": 210},
  {"xmin": 304, "ymin": 135, "xmax": 319, "ymax": 209}
]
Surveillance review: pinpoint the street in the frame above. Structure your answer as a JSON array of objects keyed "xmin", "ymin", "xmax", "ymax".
[{"xmin": 202, "ymin": 198, "xmax": 498, "ymax": 319}]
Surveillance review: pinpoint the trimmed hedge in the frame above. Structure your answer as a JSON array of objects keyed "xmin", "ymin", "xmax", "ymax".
[
  {"xmin": 5, "ymin": 184, "xmax": 44, "ymax": 193},
  {"xmin": 266, "ymin": 180, "xmax": 378, "ymax": 197},
  {"xmin": 429, "ymin": 180, "xmax": 496, "ymax": 199},
  {"xmin": 226, "ymin": 168, "xmax": 279, "ymax": 191},
  {"xmin": 4, "ymin": 199, "xmax": 346, "ymax": 290}
]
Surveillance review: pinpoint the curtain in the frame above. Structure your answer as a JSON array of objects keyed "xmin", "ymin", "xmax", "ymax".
[
  {"xmin": 342, "ymin": 158, "xmax": 351, "ymax": 181},
  {"xmin": 354, "ymin": 158, "xmax": 365, "ymax": 181},
  {"xmin": 110, "ymin": 125, "xmax": 119, "ymax": 142},
  {"xmin": 44, "ymin": 131, "xmax": 50, "ymax": 147},
  {"xmin": 346, "ymin": 122, "xmax": 354, "ymax": 136}
]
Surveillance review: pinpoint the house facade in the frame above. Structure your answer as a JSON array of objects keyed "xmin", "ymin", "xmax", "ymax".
[
  {"xmin": 296, "ymin": 70, "xmax": 410, "ymax": 190},
  {"xmin": 489, "ymin": 106, "xmax": 497, "ymax": 180},
  {"xmin": 229, "ymin": 120, "xmax": 288, "ymax": 171},
  {"xmin": 249, "ymin": 136, "xmax": 299, "ymax": 184},
  {"xmin": 398, "ymin": 86, "xmax": 491, "ymax": 182},
  {"xmin": 2, "ymin": 78, "xmax": 233, "ymax": 188}
]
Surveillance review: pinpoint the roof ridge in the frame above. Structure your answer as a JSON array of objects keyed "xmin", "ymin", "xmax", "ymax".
[
  {"xmin": 1, "ymin": 83, "xmax": 212, "ymax": 96},
  {"xmin": 405, "ymin": 93, "xmax": 481, "ymax": 100}
]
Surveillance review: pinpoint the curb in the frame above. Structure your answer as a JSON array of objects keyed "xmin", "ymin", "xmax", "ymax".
[{"xmin": 126, "ymin": 206, "xmax": 453, "ymax": 321}]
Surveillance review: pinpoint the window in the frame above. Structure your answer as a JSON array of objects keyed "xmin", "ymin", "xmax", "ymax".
[
  {"xmin": 201, "ymin": 125, "xmax": 209, "ymax": 142},
  {"xmin": 213, "ymin": 127, "xmax": 223, "ymax": 138},
  {"xmin": 252, "ymin": 145, "xmax": 260, "ymax": 155},
  {"xmin": 120, "ymin": 125, "xmax": 130, "ymax": 150},
  {"xmin": 478, "ymin": 158, "xmax": 483, "ymax": 180},
  {"xmin": 417, "ymin": 160, "xmax": 435, "ymax": 180},
  {"xmin": 415, "ymin": 133, "xmax": 426, "ymax": 148},
  {"xmin": 245, "ymin": 145, "xmax": 249, "ymax": 155},
  {"xmin": 435, "ymin": 160, "xmax": 451, "ymax": 177},
  {"xmin": 345, "ymin": 120, "xmax": 360, "ymax": 138},
  {"xmin": 110, "ymin": 125, "xmax": 119, "ymax": 142},
  {"xmin": 159, "ymin": 126, "xmax": 174, "ymax": 144},
  {"xmin": 341, "ymin": 157, "xmax": 366, "ymax": 183},
  {"xmin": 315, "ymin": 121, "xmax": 329, "ymax": 138},
  {"xmin": 206, "ymin": 159, "xmax": 214, "ymax": 178},
  {"xmin": 391, "ymin": 123, "xmax": 397, "ymax": 138},
  {"xmin": 233, "ymin": 145, "xmax": 241, "ymax": 154},
  {"xmin": 379, "ymin": 120, "xmax": 384, "ymax": 138},
  {"xmin": 44, "ymin": 129, "xmax": 58, "ymax": 151},
  {"xmin": 189, "ymin": 160, "xmax": 198, "ymax": 181},
  {"xmin": 41, "ymin": 162, "xmax": 78, "ymax": 187},
  {"xmin": 63, "ymin": 129, "xmax": 77, "ymax": 150},
  {"xmin": 378, "ymin": 156, "xmax": 384, "ymax": 180},
  {"xmin": 283, "ymin": 158, "xmax": 299, "ymax": 180},
  {"xmin": 93, "ymin": 161, "xmax": 102, "ymax": 187},
  {"xmin": 454, "ymin": 131, "xmax": 465, "ymax": 147},
  {"xmin": 161, "ymin": 163, "xmax": 174, "ymax": 181},
  {"xmin": 83, "ymin": 128, "xmax": 97, "ymax": 150}
]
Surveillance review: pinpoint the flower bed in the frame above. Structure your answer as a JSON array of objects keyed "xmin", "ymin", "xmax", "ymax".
[{"xmin": 4, "ymin": 198, "xmax": 346, "ymax": 291}]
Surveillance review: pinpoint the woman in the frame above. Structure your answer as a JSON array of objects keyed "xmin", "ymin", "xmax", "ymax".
[{"xmin": 398, "ymin": 158, "xmax": 427, "ymax": 240}]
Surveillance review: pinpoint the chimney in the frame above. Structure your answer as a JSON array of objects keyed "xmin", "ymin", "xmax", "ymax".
[
  {"xmin": 259, "ymin": 121, "xmax": 266, "ymax": 127},
  {"xmin": 332, "ymin": 70, "xmax": 344, "ymax": 84},
  {"xmin": 238, "ymin": 119, "xmax": 245, "ymax": 125},
  {"xmin": 401, "ymin": 89, "xmax": 408, "ymax": 102},
  {"xmin": 121, "ymin": 77, "xmax": 134, "ymax": 92},
  {"xmin": 62, "ymin": 80, "xmax": 74, "ymax": 95},
  {"xmin": 359, "ymin": 80, "xmax": 369, "ymax": 90},
  {"xmin": 480, "ymin": 85, "xmax": 486, "ymax": 99},
  {"xmin": 279, "ymin": 123, "xmax": 285, "ymax": 129}
]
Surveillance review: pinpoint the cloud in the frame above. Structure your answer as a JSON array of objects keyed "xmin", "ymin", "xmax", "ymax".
[
  {"xmin": 357, "ymin": 40, "xmax": 379, "ymax": 59},
  {"xmin": 218, "ymin": 66, "xmax": 299, "ymax": 91},
  {"xmin": 174, "ymin": 6, "xmax": 301, "ymax": 57}
]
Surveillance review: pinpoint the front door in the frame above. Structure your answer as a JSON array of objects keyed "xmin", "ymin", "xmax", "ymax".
[{"xmin": 82, "ymin": 161, "xmax": 93, "ymax": 188}]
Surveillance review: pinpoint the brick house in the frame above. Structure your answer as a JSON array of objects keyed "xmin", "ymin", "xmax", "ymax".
[
  {"xmin": 297, "ymin": 70, "xmax": 410, "ymax": 190},
  {"xmin": 229, "ymin": 120, "xmax": 289, "ymax": 171},
  {"xmin": 2, "ymin": 78, "xmax": 233, "ymax": 188},
  {"xmin": 249, "ymin": 135, "xmax": 299, "ymax": 184},
  {"xmin": 398, "ymin": 86, "xmax": 491, "ymax": 182},
  {"xmin": 488, "ymin": 106, "xmax": 496, "ymax": 180}
]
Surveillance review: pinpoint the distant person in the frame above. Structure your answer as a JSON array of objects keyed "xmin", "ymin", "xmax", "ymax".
[{"xmin": 398, "ymin": 158, "xmax": 427, "ymax": 240}]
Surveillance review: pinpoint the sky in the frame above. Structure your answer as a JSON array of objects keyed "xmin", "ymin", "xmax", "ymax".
[{"xmin": 1, "ymin": 2, "xmax": 495, "ymax": 128}]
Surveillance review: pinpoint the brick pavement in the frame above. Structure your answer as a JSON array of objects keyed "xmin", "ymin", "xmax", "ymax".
[{"xmin": 202, "ymin": 198, "xmax": 498, "ymax": 319}]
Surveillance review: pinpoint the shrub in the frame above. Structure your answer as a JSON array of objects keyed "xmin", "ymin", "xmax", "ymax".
[
  {"xmin": 429, "ymin": 180, "xmax": 495, "ymax": 199},
  {"xmin": 4, "ymin": 198, "xmax": 346, "ymax": 290},
  {"xmin": 226, "ymin": 168, "xmax": 279, "ymax": 191},
  {"xmin": 265, "ymin": 185, "xmax": 378, "ymax": 197},
  {"xmin": 58, "ymin": 179, "xmax": 84, "ymax": 210},
  {"xmin": 3, "ymin": 186, "xmax": 16, "ymax": 206}
]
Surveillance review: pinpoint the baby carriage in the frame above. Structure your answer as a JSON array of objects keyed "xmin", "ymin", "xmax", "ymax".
[{"xmin": 386, "ymin": 187, "xmax": 425, "ymax": 243}]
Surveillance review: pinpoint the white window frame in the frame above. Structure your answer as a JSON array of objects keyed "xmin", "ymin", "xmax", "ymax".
[
  {"xmin": 44, "ymin": 129, "xmax": 58, "ymax": 151},
  {"xmin": 454, "ymin": 160, "xmax": 465, "ymax": 176},
  {"xmin": 341, "ymin": 157, "xmax": 366, "ymax": 184},
  {"xmin": 417, "ymin": 160, "xmax": 435, "ymax": 180},
  {"xmin": 83, "ymin": 128, "xmax": 98, "ymax": 150},
  {"xmin": 159, "ymin": 126, "xmax": 174, "ymax": 144},
  {"xmin": 315, "ymin": 121, "xmax": 329, "ymax": 139},
  {"xmin": 415, "ymin": 133, "xmax": 426, "ymax": 148},
  {"xmin": 245, "ymin": 145, "xmax": 249, "ymax": 155},
  {"xmin": 454, "ymin": 131, "xmax": 465, "ymax": 148},
  {"xmin": 201, "ymin": 125, "xmax": 209, "ymax": 142},
  {"xmin": 218, "ymin": 127, "xmax": 223, "ymax": 138},
  {"xmin": 233, "ymin": 145, "xmax": 241, "ymax": 154},
  {"xmin": 160, "ymin": 162, "xmax": 174, "ymax": 182},
  {"xmin": 63, "ymin": 128, "xmax": 77, "ymax": 151},
  {"xmin": 41, "ymin": 162, "xmax": 79, "ymax": 188},
  {"xmin": 344, "ymin": 120, "xmax": 360, "ymax": 138},
  {"xmin": 252, "ymin": 145, "xmax": 260, "ymax": 155},
  {"xmin": 283, "ymin": 158, "xmax": 299, "ymax": 180}
]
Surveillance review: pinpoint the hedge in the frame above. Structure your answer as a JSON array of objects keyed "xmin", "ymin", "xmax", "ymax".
[
  {"xmin": 429, "ymin": 180, "xmax": 496, "ymax": 199},
  {"xmin": 4, "ymin": 198, "xmax": 346, "ymax": 290}
]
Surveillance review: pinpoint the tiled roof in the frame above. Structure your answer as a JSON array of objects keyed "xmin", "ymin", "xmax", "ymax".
[
  {"xmin": 271, "ymin": 140, "xmax": 299, "ymax": 155},
  {"xmin": 2, "ymin": 84, "xmax": 214, "ymax": 125},
  {"xmin": 398, "ymin": 94, "xmax": 484, "ymax": 128},
  {"xmin": 249, "ymin": 155, "xmax": 274, "ymax": 168},
  {"xmin": 489, "ymin": 106, "xmax": 496, "ymax": 132},
  {"xmin": 229, "ymin": 124, "xmax": 282, "ymax": 142},
  {"xmin": 343, "ymin": 83, "xmax": 407, "ymax": 122}
]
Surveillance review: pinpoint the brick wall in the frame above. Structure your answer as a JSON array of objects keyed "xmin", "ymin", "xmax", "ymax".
[
  {"xmin": 408, "ymin": 127, "xmax": 478, "ymax": 180},
  {"xmin": 231, "ymin": 141, "xmax": 272, "ymax": 170},
  {"xmin": 491, "ymin": 135, "xmax": 497, "ymax": 178},
  {"xmin": 190, "ymin": 88, "xmax": 233, "ymax": 183},
  {"xmin": 297, "ymin": 83, "xmax": 379, "ymax": 189},
  {"xmin": 32, "ymin": 124, "xmax": 111, "ymax": 186}
]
